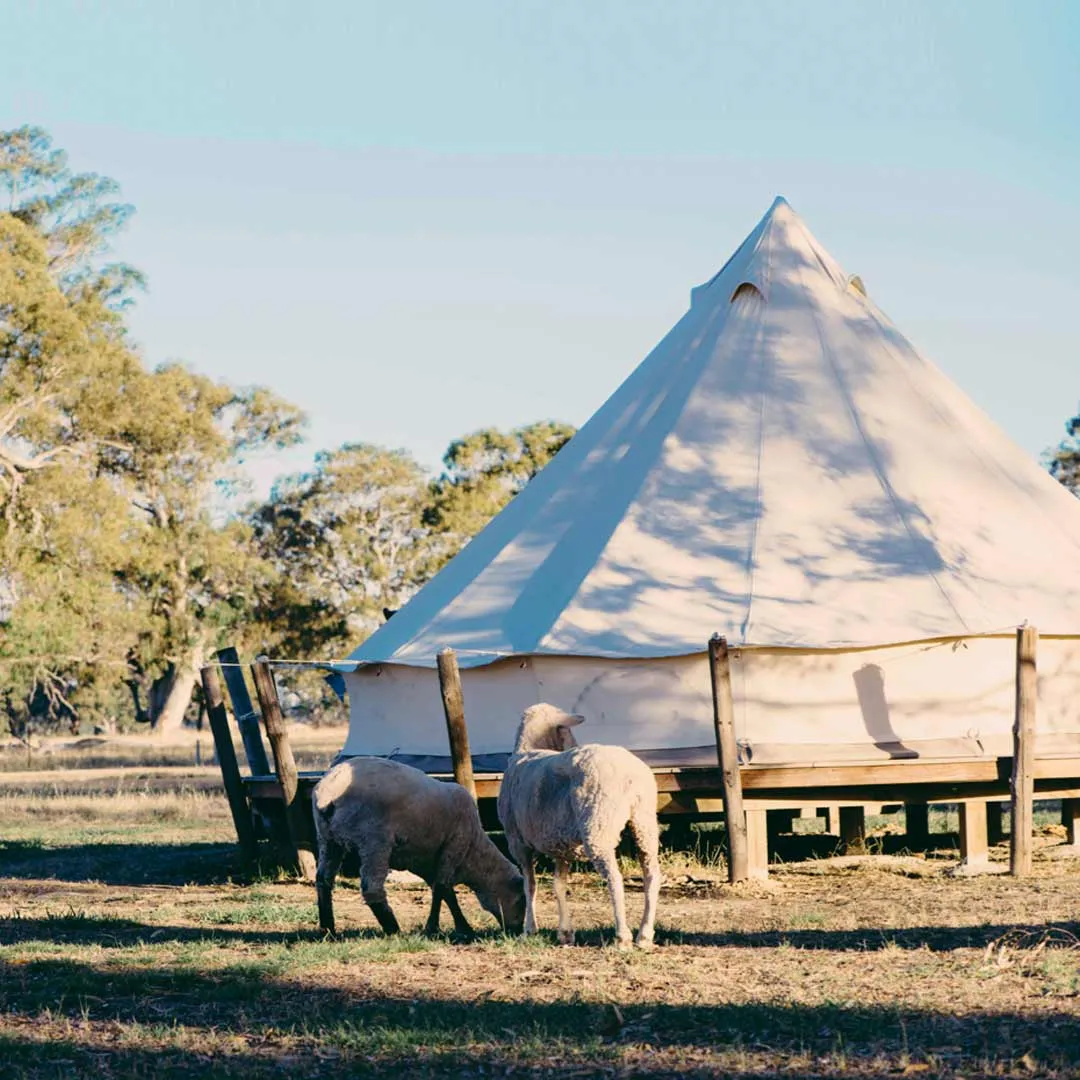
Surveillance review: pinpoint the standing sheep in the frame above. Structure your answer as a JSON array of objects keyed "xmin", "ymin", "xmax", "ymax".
[
  {"xmin": 497, "ymin": 703, "xmax": 661, "ymax": 950},
  {"xmin": 312, "ymin": 757, "xmax": 526, "ymax": 937}
]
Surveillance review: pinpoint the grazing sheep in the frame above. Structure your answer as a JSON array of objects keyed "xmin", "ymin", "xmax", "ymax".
[
  {"xmin": 312, "ymin": 757, "xmax": 526, "ymax": 937},
  {"xmin": 497, "ymin": 703, "xmax": 661, "ymax": 950}
]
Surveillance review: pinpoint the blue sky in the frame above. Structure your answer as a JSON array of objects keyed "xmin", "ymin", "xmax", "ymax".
[{"xmin": 3, "ymin": 0, "xmax": 1079, "ymax": 494}]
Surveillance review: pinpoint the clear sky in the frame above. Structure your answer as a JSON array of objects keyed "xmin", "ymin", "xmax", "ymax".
[{"xmin": 3, "ymin": 0, "xmax": 1079, "ymax": 495}]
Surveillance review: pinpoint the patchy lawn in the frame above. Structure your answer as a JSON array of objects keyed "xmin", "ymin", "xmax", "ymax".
[{"xmin": 2, "ymin": 786, "xmax": 1080, "ymax": 1077}]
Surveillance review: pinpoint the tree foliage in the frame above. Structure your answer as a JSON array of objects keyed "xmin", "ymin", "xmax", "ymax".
[
  {"xmin": 0, "ymin": 125, "xmax": 142, "ymax": 302},
  {"xmin": 0, "ymin": 128, "xmax": 584, "ymax": 738},
  {"xmin": 0, "ymin": 127, "xmax": 303, "ymax": 737},
  {"xmin": 424, "ymin": 421, "xmax": 576, "ymax": 566},
  {"xmin": 1047, "ymin": 408, "xmax": 1080, "ymax": 497},
  {"xmin": 251, "ymin": 445, "xmax": 438, "ymax": 657},
  {"xmin": 110, "ymin": 365, "xmax": 305, "ymax": 733}
]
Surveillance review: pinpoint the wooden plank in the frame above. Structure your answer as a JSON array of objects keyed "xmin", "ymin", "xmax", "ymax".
[
  {"xmin": 251, "ymin": 659, "xmax": 317, "ymax": 881},
  {"xmin": 241, "ymin": 762, "xmax": 1080, "ymax": 811},
  {"xmin": 436, "ymin": 648, "xmax": 476, "ymax": 800},
  {"xmin": 200, "ymin": 665, "xmax": 258, "ymax": 864},
  {"xmin": 959, "ymin": 800, "xmax": 988, "ymax": 867},
  {"xmin": 839, "ymin": 806, "xmax": 866, "ymax": 854},
  {"xmin": 904, "ymin": 803, "xmax": 930, "ymax": 849},
  {"xmin": 709, "ymin": 634, "xmax": 748, "ymax": 883},
  {"xmin": 745, "ymin": 808, "xmax": 769, "ymax": 881},
  {"xmin": 1011, "ymin": 626, "xmax": 1037, "ymax": 877},
  {"xmin": 1062, "ymin": 799, "xmax": 1080, "ymax": 846},
  {"xmin": 242, "ymin": 772, "xmax": 1080, "ymax": 809},
  {"xmin": 215, "ymin": 646, "xmax": 271, "ymax": 776}
]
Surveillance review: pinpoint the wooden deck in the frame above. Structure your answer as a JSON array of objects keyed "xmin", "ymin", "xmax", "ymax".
[{"xmin": 239, "ymin": 755, "xmax": 1080, "ymax": 879}]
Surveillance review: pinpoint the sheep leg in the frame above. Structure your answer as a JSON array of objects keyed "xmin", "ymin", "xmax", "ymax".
[
  {"xmin": 315, "ymin": 836, "xmax": 346, "ymax": 935},
  {"xmin": 585, "ymin": 843, "xmax": 632, "ymax": 949},
  {"xmin": 424, "ymin": 885, "xmax": 474, "ymax": 937},
  {"xmin": 629, "ymin": 809, "xmax": 661, "ymax": 949},
  {"xmin": 359, "ymin": 852, "xmax": 400, "ymax": 935},
  {"xmin": 508, "ymin": 837, "xmax": 539, "ymax": 935},
  {"xmin": 442, "ymin": 887, "xmax": 475, "ymax": 936},
  {"xmin": 423, "ymin": 885, "xmax": 445, "ymax": 935},
  {"xmin": 553, "ymin": 858, "xmax": 574, "ymax": 945}
]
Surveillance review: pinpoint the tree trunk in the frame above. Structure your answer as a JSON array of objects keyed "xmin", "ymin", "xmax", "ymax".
[{"xmin": 152, "ymin": 643, "xmax": 206, "ymax": 736}]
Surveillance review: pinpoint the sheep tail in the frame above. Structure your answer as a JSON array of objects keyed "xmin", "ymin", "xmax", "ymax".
[{"xmin": 312, "ymin": 761, "xmax": 354, "ymax": 824}]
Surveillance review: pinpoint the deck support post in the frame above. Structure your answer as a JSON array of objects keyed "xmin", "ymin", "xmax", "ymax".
[
  {"xmin": 904, "ymin": 803, "xmax": 930, "ymax": 850},
  {"xmin": 709, "ymin": 634, "xmax": 750, "ymax": 882},
  {"xmin": 839, "ymin": 806, "xmax": 866, "ymax": 854},
  {"xmin": 987, "ymin": 802, "xmax": 1006, "ymax": 845},
  {"xmin": 1062, "ymin": 799, "xmax": 1080, "ymax": 847},
  {"xmin": 746, "ymin": 808, "xmax": 769, "ymax": 880},
  {"xmin": 201, "ymin": 664, "xmax": 258, "ymax": 864},
  {"xmin": 1010, "ymin": 625, "xmax": 1038, "ymax": 878},
  {"xmin": 817, "ymin": 805, "xmax": 840, "ymax": 835},
  {"xmin": 252, "ymin": 658, "xmax": 317, "ymax": 881},
  {"xmin": 767, "ymin": 809, "xmax": 798, "ymax": 843},
  {"xmin": 959, "ymin": 800, "xmax": 988, "ymax": 868},
  {"xmin": 436, "ymin": 648, "xmax": 476, "ymax": 801}
]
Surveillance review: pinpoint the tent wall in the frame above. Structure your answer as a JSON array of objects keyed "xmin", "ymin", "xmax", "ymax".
[{"xmin": 341, "ymin": 637, "xmax": 1080, "ymax": 770}]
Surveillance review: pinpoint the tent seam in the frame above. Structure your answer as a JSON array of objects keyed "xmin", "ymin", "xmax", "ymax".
[{"xmin": 738, "ymin": 229, "xmax": 775, "ymax": 644}]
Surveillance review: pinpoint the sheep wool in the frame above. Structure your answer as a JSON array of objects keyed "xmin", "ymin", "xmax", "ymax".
[
  {"xmin": 312, "ymin": 757, "xmax": 525, "ymax": 937},
  {"xmin": 498, "ymin": 703, "xmax": 661, "ymax": 949}
]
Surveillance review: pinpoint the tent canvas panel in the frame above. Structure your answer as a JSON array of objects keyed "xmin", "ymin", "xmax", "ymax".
[
  {"xmin": 337, "ymin": 198, "xmax": 1080, "ymax": 769},
  {"xmin": 341, "ymin": 636, "xmax": 1080, "ymax": 769}
]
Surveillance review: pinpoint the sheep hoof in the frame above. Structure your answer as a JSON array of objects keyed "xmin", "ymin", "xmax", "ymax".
[
  {"xmin": 634, "ymin": 936, "xmax": 655, "ymax": 951},
  {"xmin": 614, "ymin": 937, "xmax": 633, "ymax": 952},
  {"xmin": 557, "ymin": 930, "xmax": 575, "ymax": 946}
]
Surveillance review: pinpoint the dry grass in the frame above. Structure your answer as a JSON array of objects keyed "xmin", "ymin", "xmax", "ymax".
[
  {"xmin": 0, "ymin": 725, "xmax": 347, "ymax": 774},
  {"xmin": 3, "ymin": 783, "xmax": 1080, "ymax": 1077}
]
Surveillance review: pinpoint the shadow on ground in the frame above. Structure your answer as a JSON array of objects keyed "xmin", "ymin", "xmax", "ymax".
[
  {"xmin": 4, "ymin": 908, "xmax": 1080, "ymax": 955},
  {"xmin": 1, "ymin": 950, "xmax": 1079, "ymax": 1079},
  {"xmin": 0, "ymin": 839, "xmax": 258, "ymax": 887}
]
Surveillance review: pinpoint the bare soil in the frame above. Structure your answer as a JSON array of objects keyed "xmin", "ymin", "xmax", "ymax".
[{"xmin": 2, "ymin": 778, "xmax": 1080, "ymax": 1077}]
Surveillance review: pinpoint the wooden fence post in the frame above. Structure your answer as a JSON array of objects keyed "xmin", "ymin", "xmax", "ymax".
[
  {"xmin": 1010, "ymin": 625, "xmax": 1038, "ymax": 877},
  {"xmin": 252, "ymin": 659, "xmax": 317, "ymax": 881},
  {"xmin": 437, "ymin": 648, "xmax": 476, "ymax": 800},
  {"xmin": 215, "ymin": 646, "xmax": 271, "ymax": 775},
  {"xmin": 201, "ymin": 664, "xmax": 258, "ymax": 864},
  {"xmin": 709, "ymin": 634, "xmax": 749, "ymax": 883}
]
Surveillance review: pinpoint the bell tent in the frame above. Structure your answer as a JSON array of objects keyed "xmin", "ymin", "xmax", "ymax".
[{"xmin": 336, "ymin": 197, "xmax": 1080, "ymax": 772}]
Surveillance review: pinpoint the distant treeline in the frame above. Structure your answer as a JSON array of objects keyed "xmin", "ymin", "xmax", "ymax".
[
  {"xmin": 0, "ymin": 126, "xmax": 573, "ymax": 738},
  {"xmin": 2, "ymin": 127, "xmax": 1077, "ymax": 739}
]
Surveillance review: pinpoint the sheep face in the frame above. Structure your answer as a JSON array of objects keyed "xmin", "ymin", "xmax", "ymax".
[
  {"xmin": 475, "ymin": 871, "xmax": 526, "ymax": 934},
  {"xmin": 513, "ymin": 703, "xmax": 585, "ymax": 754}
]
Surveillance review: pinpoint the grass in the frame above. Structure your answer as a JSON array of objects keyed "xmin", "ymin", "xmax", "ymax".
[
  {"xmin": 3, "ymin": 773, "xmax": 1080, "ymax": 1076},
  {"xmin": 0, "ymin": 724, "xmax": 346, "ymax": 774}
]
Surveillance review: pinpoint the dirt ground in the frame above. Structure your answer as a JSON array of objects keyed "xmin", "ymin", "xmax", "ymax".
[{"xmin": 2, "ymin": 782, "xmax": 1080, "ymax": 1078}]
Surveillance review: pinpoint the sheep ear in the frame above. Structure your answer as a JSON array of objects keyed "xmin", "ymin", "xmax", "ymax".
[{"xmin": 565, "ymin": 714, "xmax": 585, "ymax": 726}]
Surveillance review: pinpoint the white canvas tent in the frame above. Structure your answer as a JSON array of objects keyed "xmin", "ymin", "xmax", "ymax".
[{"xmin": 338, "ymin": 197, "xmax": 1080, "ymax": 771}]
